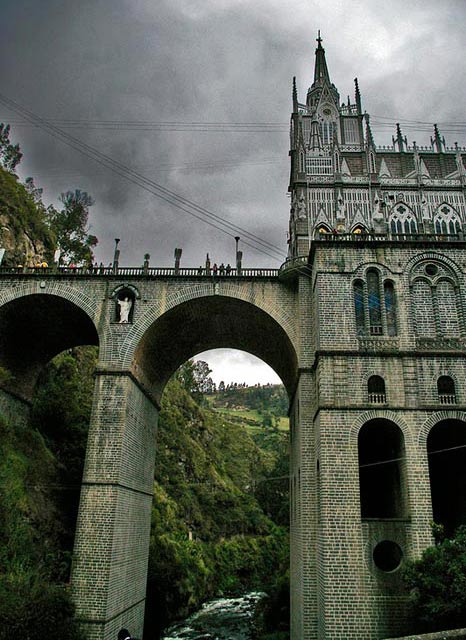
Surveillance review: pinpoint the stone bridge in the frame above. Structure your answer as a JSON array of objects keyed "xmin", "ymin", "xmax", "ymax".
[
  {"xmin": 0, "ymin": 267, "xmax": 305, "ymax": 640},
  {"xmin": 1, "ymin": 236, "xmax": 461, "ymax": 640}
]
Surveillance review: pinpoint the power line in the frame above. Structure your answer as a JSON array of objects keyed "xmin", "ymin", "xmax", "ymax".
[{"xmin": 0, "ymin": 97, "xmax": 286, "ymax": 261}]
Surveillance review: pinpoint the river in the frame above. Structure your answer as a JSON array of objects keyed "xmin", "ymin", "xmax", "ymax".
[{"xmin": 160, "ymin": 592, "xmax": 266, "ymax": 640}]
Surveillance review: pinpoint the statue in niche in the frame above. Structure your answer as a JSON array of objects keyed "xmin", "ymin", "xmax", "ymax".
[
  {"xmin": 117, "ymin": 296, "xmax": 133, "ymax": 323},
  {"xmin": 373, "ymin": 195, "xmax": 384, "ymax": 220},
  {"xmin": 336, "ymin": 197, "xmax": 345, "ymax": 222},
  {"xmin": 297, "ymin": 195, "xmax": 306, "ymax": 220},
  {"xmin": 421, "ymin": 198, "xmax": 429, "ymax": 220}
]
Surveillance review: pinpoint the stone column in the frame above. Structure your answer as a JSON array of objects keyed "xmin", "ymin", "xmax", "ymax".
[
  {"xmin": 290, "ymin": 373, "xmax": 318, "ymax": 640},
  {"xmin": 291, "ymin": 273, "xmax": 319, "ymax": 640},
  {"xmin": 71, "ymin": 371, "xmax": 158, "ymax": 640}
]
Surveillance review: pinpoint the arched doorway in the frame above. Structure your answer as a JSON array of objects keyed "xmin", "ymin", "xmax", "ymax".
[
  {"xmin": 427, "ymin": 419, "xmax": 466, "ymax": 537},
  {"xmin": 358, "ymin": 419, "xmax": 408, "ymax": 519}
]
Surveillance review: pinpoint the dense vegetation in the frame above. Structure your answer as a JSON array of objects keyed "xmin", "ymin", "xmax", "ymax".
[{"xmin": 403, "ymin": 524, "xmax": 466, "ymax": 634}]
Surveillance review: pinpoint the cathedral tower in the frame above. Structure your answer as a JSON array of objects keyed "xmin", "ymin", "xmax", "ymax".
[{"xmin": 286, "ymin": 35, "xmax": 466, "ymax": 640}]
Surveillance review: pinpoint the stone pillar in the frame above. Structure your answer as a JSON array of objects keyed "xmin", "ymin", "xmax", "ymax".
[
  {"xmin": 290, "ymin": 373, "xmax": 318, "ymax": 640},
  {"xmin": 291, "ymin": 272, "xmax": 319, "ymax": 640},
  {"xmin": 0, "ymin": 387, "xmax": 31, "ymax": 428},
  {"xmin": 71, "ymin": 371, "xmax": 158, "ymax": 640}
]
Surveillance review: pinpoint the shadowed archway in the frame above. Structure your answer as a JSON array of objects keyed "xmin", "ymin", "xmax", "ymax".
[
  {"xmin": 0, "ymin": 293, "xmax": 99, "ymax": 400},
  {"xmin": 131, "ymin": 295, "xmax": 298, "ymax": 403}
]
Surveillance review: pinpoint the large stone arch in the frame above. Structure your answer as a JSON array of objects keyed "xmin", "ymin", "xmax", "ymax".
[
  {"xmin": 130, "ymin": 293, "xmax": 298, "ymax": 403},
  {"xmin": 0, "ymin": 290, "xmax": 99, "ymax": 400},
  {"xmin": 71, "ymin": 286, "xmax": 298, "ymax": 640},
  {"xmin": 117, "ymin": 281, "xmax": 298, "ymax": 370}
]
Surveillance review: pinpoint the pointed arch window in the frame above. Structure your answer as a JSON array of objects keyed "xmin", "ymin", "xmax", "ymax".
[
  {"xmin": 390, "ymin": 204, "xmax": 418, "ymax": 235},
  {"xmin": 437, "ymin": 376, "xmax": 456, "ymax": 405},
  {"xmin": 315, "ymin": 224, "xmax": 331, "ymax": 237},
  {"xmin": 434, "ymin": 205, "xmax": 461, "ymax": 235}
]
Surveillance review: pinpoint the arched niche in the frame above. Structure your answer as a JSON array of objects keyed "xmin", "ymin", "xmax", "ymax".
[
  {"xmin": 427, "ymin": 419, "xmax": 466, "ymax": 537},
  {"xmin": 358, "ymin": 419, "xmax": 408, "ymax": 519},
  {"xmin": 131, "ymin": 295, "xmax": 298, "ymax": 404},
  {"xmin": 0, "ymin": 293, "xmax": 99, "ymax": 400}
]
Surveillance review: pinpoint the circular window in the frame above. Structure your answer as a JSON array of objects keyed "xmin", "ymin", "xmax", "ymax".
[
  {"xmin": 425, "ymin": 263, "xmax": 438, "ymax": 276},
  {"xmin": 373, "ymin": 540, "xmax": 403, "ymax": 572}
]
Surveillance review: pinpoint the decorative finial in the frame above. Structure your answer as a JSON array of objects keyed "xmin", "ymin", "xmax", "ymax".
[
  {"xmin": 292, "ymin": 76, "xmax": 298, "ymax": 112},
  {"xmin": 431, "ymin": 123, "xmax": 445, "ymax": 153},
  {"xmin": 317, "ymin": 30, "xmax": 322, "ymax": 47},
  {"xmin": 354, "ymin": 78, "xmax": 362, "ymax": 114}
]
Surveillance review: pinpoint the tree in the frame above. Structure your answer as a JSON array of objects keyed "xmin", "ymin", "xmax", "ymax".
[
  {"xmin": 47, "ymin": 189, "xmax": 98, "ymax": 264},
  {"xmin": 0, "ymin": 123, "xmax": 22, "ymax": 172},
  {"xmin": 403, "ymin": 524, "xmax": 466, "ymax": 633},
  {"xmin": 174, "ymin": 360, "xmax": 215, "ymax": 402}
]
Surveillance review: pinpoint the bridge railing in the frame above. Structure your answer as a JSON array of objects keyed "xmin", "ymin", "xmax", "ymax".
[
  {"xmin": 0, "ymin": 265, "xmax": 280, "ymax": 278},
  {"xmin": 315, "ymin": 232, "xmax": 462, "ymax": 243}
]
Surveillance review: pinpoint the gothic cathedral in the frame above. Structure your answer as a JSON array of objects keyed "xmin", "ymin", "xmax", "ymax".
[{"xmin": 286, "ymin": 35, "xmax": 466, "ymax": 639}]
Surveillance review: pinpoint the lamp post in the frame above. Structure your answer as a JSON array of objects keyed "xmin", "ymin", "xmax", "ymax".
[
  {"xmin": 174, "ymin": 247, "xmax": 182, "ymax": 275},
  {"xmin": 113, "ymin": 238, "xmax": 120, "ymax": 274},
  {"xmin": 235, "ymin": 236, "xmax": 242, "ymax": 276}
]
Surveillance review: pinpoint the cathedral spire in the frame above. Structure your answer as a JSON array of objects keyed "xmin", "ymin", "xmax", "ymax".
[
  {"xmin": 365, "ymin": 113, "xmax": 375, "ymax": 148},
  {"xmin": 354, "ymin": 78, "xmax": 362, "ymax": 115},
  {"xmin": 292, "ymin": 76, "xmax": 298, "ymax": 113},
  {"xmin": 431, "ymin": 123, "xmax": 445, "ymax": 153},
  {"xmin": 312, "ymin": 31, "xmax": 331, "ymax": 87},
  {"xmin": 393, "ymin": 123, "xmax": 407, "ymax": 152}
]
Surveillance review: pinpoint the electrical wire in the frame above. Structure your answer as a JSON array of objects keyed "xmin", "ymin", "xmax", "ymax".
[{"xmin": 0, "ymin": 97, "xmax": 286, "ymax": 262}]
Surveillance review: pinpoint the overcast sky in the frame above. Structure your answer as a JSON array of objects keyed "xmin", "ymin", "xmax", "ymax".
[{"xmin": 1, "ymin": 0, "xmax": 466, "ymax": 384}]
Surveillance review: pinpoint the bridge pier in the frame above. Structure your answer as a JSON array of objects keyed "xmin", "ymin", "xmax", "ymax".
[
  {"xmin": 71, "ymin": 370, "xmax": 158, "ymax": 640},
  {"xmin": 0, "ymin": 387, "xmax": 31, "ymax": 428}
]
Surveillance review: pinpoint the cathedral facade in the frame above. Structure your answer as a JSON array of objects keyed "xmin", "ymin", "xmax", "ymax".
[{"xmin": 286, "ymin": 36, "xmax": 466, "ymax": 639}]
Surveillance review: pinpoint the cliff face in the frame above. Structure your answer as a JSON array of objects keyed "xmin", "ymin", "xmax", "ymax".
[{"xmin": 0, "ymin": 168, "xmax": 54, "ymax": 267}]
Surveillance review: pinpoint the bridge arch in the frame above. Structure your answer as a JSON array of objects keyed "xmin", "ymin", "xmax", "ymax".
[
  {"xmin": 131, "ymin": 294, "xmax": 298, "ymax": 402},
  {"xmin": 0, "ymin": 291, "xmax": 99, "ymax": 400}
]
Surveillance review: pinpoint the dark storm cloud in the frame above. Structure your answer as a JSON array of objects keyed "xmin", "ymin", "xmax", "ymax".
[
  {"xmin": 1, "ymin": 0, "xmax": 465, "ymax": 382},
  {"xmin": 1, "ymin": 0, "xmax": 466, "ymax": 270}
]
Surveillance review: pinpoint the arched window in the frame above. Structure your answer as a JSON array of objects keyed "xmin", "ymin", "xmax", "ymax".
[
  {"xmin": 384, "ymin": 281, "xmax": 397, "ymax": 336},
  {"xmin": 410, "ymin": 261, "xmax": 460, "ymax": 339},
  {"xmin": 412, "ymin": 280, "xmax": 435, "ymax": 337},
  {"xmin": 428, "ymin": 420, "xmax": 466, "ymax": 537},
  {"xmin": 368, "ymin": 376, "xmax": 386, "ymax": 403},
  {"xmin": 390, "ymin": 204, "xmax": 418, "ymax": 235},
  {"xmin": 437, "ymin": 376, "xmax": 456, "ymax": 404},
  {"xmin": 367, "ymin": 269, "xmax": 382, "ymax": 335},
  {"xmin": 315, "ymin": 224, "xmax": 331, "ymax": 237},
  {"xmin": 358, "ymin": 419, "xmax": 407, "ymax": 519},
  {"xmin": 434, "ymin": 205, "xmax": 461, "ymax": 235},
  {"xmin": 353, "ymin": 272, "xmax": 397, "ymax": 337},
  {"xmin": 352, "ymin": 225, "xmax": 367, "ymax": 234},
  {"xmin": 353, "ymin": 280, "xmax": 365, "ymax": 336}
]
